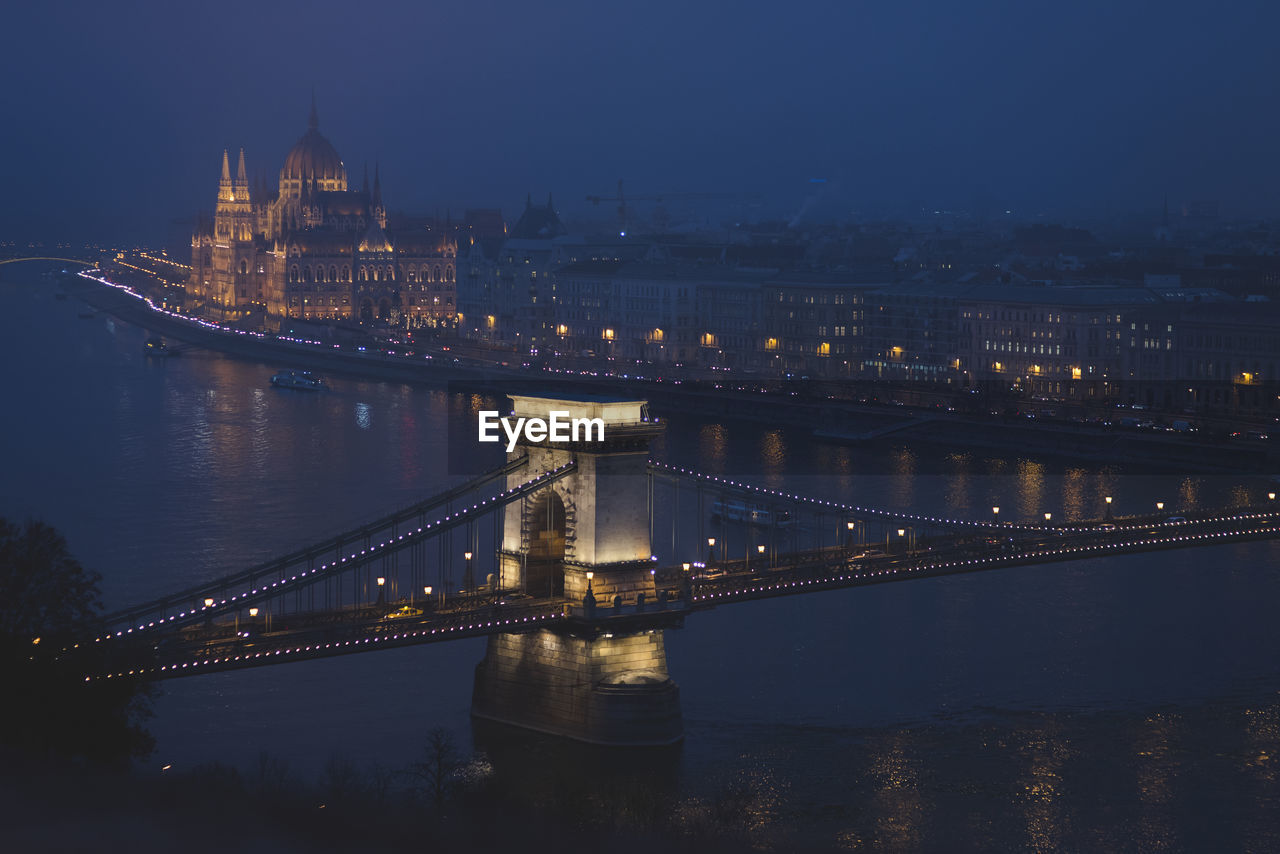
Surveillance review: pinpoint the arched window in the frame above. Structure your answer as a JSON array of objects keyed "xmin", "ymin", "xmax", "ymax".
[
  {"xmin": 446, "ymin": 265, "xmax": 454, "ymax": 283},
  {"xmin": 373, "ymin": 268, "xmax": 380, "ymax": 282},
  {"xmin": 240, "ymin": 259, "xmax": 248, "ymax": 275},
  {"xmin": 330, "ymin": 265, "xmax": 337, "ymax": 282},
  {"xmin": 290, "ymin": 265, "xmax": 299, "ymax": 283},
  {"xmin": 342, "ymin": 266, "xmax": 350, "ymax": 282},
  {"xmin": 359, "ymin": 266, "xmax": 367, "ymax": 282}
]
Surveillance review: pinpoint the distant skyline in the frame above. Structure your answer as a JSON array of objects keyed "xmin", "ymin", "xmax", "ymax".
[{"xmin": 2, "ymin": 0, "xmax": 1278, "ymax": 244}]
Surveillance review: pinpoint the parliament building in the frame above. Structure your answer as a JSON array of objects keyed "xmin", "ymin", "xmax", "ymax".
[{"xmin": 188, "ymin": 100, "xmax": 457, "ymax": 326}]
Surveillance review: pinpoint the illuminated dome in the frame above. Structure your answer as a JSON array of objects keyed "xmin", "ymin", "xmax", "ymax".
[{"xmin": 280, "ymin": 100, "xmax": 347, "ymax": 185}]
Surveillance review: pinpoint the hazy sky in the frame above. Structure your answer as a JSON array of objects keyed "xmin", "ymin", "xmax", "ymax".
[{"xmin": 2, "ymin": 0, "xmax": 1277, "ymax": 243}]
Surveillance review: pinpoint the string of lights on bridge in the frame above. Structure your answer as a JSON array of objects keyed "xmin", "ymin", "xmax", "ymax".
[
  {"xmin": 93, "ymin": 461, "xmax": 578, "ymax": 643},
  {"xmin": 86, "ymin": 611, "xmax": 564, "ymax": 683},
  {"xmin": 649, "ymin": 462, "xmax": 1280, "ymax": 533},
  {"xmin": 690, "ymin": 512, "xmax": 1280, "ymax": 606},
  {"xmin": 87, "ymin": 511, "xmax": 1280, "ymax": 681}
]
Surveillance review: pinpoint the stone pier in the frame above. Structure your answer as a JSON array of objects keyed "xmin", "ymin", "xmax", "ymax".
[{"xmin": 471, "ymin": 394, "xmax": 683, "ymax": 745}]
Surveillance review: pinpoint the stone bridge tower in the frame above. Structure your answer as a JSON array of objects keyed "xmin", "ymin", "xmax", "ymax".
[{"xmin": 472, "ymin": 394, "xmax": 683, "ymax": 745}]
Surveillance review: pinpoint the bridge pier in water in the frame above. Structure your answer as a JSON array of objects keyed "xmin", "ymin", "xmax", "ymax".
[{"xmin": 471, "ymin": 395, "xmax": 683, "ymax": 746}]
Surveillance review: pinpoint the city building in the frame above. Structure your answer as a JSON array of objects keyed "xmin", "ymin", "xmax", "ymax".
[{"xmin": 188, "ymin": 99, "xmax": 457, "ymax": 327}]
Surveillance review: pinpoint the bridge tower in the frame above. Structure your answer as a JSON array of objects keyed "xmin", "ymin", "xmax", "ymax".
[{"xmin": 471, "ymin": 394, "xmax": 682, "ymax": 745}]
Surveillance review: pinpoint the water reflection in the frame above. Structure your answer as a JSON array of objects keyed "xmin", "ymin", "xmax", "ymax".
[
  {"xmin": 1134, "ymin": 712, "xmax": 1179, "ymax": 852},
  {"xmin": 1179, "ymin": 477, "xmax": 1202, "ymax": 511},
  {"xmin": 1062, "ymin": 468, "xmax": 1088, "ymax": 522},
  {"xmin": 889, "ymin": 446, "xmax": 917, "ymax": 509},
  {"xmin": 698, "ymin": 423, "xmax": 728, "ymax": 473},
  {"xmin": 355, "ymin": 401, "xmax": 371, "ymax": 430},
  {"xmin": 867, "ymin": 735, "xmax": 923, "ymax": 850},
  {"xmin": 1016, "ymin": 724, "xmax": 1070, "ymax": 852}
]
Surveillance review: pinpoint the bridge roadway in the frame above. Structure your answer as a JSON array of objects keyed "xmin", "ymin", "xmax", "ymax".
[{"xmin": 84, "ymin": 507, "xmax": 1280, "ymax": 682}]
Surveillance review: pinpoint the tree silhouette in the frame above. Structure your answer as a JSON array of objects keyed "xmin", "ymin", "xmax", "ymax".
[{"xmin": 0, "ymin": 517, "xmax": 154, "ymax": 763}]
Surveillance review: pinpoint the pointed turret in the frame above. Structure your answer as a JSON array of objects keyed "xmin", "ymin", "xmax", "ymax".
[
  {"xmin": 234, "ymin": 148, "xmax": 249, "ymax": 201},
  {"xmin": 372, "ymin": 162, "xmax": 385, "ymax": 228},
  {"xmin": 218, "ymin": 149, "xmax": 233, "ymax": 201}
]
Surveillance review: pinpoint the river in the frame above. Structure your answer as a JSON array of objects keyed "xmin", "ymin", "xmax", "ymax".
[{"xmin": 2, "ymin": 270, "xmax": 1278, "ymax": 849}]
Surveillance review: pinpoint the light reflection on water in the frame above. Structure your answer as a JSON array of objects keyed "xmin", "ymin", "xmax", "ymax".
[{"xmin": 2, "ymin": 277, "xmax": 1279, "ymax": 848}]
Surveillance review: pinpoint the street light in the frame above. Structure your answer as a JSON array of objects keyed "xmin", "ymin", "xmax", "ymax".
[
  {"xmin": 203, "ymin": 598, "xmax": 214, "ymax": 608},
  {"xmin": 992, "ymin": 506, "xmax": 1000, "ymax": 521},
  {"xmin": 1156, "ymin": 502, "xmax": 1164, "ymax": 511},
  {"xmin": 1270, "ymin": 492, "xmax": 1276, "ymax": 501},
  {"xmin": 464, "ymin": 551, "xmax": 474, "ymax": 594},
  {"xmin": 1044, "ymin": 512, "xmax": 1052, "ymax": 522},
  {"xmin": 707, "ymin": 537, "xmax": 716, "ymax": 566}
]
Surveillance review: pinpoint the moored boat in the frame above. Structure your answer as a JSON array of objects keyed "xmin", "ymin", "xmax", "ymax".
[
  {"xmin": 144, "ymin": 336, "xmax": 173, "ymax": 357},
  {"xmin": 270, "ymin": 369, "xmax": 327, "ymax": 391},
  {"xmin": 711, "ymin": 499, "xmax": 792, "ymax": 527}
]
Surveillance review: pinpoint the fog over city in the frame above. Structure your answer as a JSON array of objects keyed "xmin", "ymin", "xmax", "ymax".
[{"xmin": 3, "ymin": 0, "xmax": 1279, "ymax": 243}]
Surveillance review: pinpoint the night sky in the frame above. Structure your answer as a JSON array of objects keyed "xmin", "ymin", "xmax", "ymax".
[{"xmin": 2, "ymin": 0, "xmax": 1277, "ymax": 244}]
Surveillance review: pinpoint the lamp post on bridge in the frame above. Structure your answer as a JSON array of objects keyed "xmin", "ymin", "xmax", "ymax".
[
  {"xmin": 464, "ymin": 551, "xmax": 474, "ymax": 595},
  {"xmin": 757, "ymin": 543, "xmax": 766, "ymax": 571},
  {"xmin": 1104, "ymin": 495, "xmax": 1113, "ymax": 521},
  {"xmin": 707, "ymin": 538, "xmax": 716, "ymax": 572}
]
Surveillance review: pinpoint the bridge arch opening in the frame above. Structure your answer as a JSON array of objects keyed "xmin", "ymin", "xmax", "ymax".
[{"xmin": 526, "ymin": 489, "xmax": 567, "ymax": 596}]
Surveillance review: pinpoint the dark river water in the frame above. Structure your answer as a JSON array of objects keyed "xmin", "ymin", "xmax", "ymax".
[{"xmin": 3, "ymin": 271, "xmax": 1279, "ymax": 850}]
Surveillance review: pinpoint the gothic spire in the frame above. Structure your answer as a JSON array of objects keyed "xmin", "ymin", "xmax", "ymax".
[
  {"xmin": 220, "ymin": 149, "xmax": 231, "ymax": 183},
  {"xmin": 235, "ymin": 148, "xmax": 248, "ymax": 186}
]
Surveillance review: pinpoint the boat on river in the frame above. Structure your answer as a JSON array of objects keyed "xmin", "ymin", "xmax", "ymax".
[
  {"xmin": 270, "ymin": 369, "xmax": 327, "ymax": 391},
  {"xmin": 711, "ymin": 499, "xmax": 792, "ymax": 527},
  {"xmin": 144, "ymin": 336, "xmax": 175, "ymax": 357}
]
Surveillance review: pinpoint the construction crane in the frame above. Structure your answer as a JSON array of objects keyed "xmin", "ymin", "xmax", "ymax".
[{"xmin": 585, "ymin": 180, "xmax": 752, "ymax": 232}]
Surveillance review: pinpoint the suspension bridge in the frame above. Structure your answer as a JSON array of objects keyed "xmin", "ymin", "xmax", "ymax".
[{"xmin": 54, "ymin": 394, "xmax": 1280, "ymax": 745}]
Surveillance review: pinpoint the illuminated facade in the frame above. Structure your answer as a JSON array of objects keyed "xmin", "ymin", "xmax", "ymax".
[{"xmin": 189, "ymin": 100, "xmax": 457, "ymax": 325}]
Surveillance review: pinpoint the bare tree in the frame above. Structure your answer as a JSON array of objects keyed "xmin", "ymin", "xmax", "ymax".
[{"xmin": 405, "ymin": 726, "xmax": 461, "ymax": 806}]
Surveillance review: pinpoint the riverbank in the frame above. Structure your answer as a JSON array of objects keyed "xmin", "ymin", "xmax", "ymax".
[{"xmin": 66, "ymin": 272, "xmax": 1275, "ymax": 475}]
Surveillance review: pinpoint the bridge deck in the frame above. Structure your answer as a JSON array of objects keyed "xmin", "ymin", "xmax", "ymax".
[{"xmin": 81, "ymin": 509, "xmax": 1280, "ymax": 681}]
